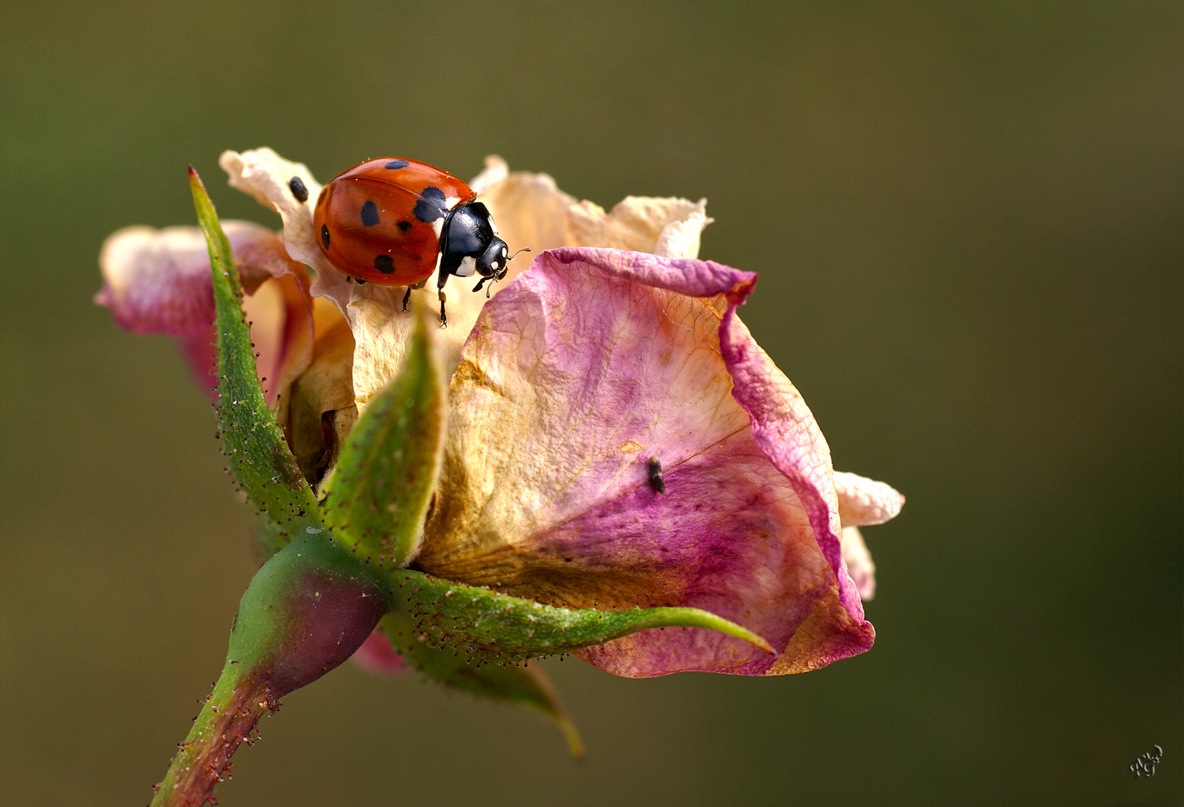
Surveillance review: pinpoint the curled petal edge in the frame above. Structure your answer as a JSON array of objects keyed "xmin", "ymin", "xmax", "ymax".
[{"xmin": 834, "ymin": 471, "xmax": 905, "ymax": 528}]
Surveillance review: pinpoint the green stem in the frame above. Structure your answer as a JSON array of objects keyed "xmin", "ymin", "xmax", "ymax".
[
  {"xmin": 150, "ymin": 664, "xmax": 274, "ymax": 807},
  {"xmin": 150, "ymin": 531, "xmax": 389, "ymax": 805}
]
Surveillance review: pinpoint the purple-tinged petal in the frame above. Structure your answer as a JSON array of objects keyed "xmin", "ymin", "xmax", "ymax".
[
  {"xmin": 834, "ymin": 471, "xmax": 905, "ymax": 527},
  {"xmin": 97, "ymin": 222, "xmax": 315, "ymax": 406},
  {"xmin": 97, "ymin": 222, "xmax": 293, "ymax": 336},
  {"xmin": 719, "ymin": 314, "xmax": 874, "ymax": 673},
  {"xmin": 416, "ymin": 247, "xmax": 870, "ymax": 677}
]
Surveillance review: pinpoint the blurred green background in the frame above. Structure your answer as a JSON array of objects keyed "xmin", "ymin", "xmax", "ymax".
[{"xmin": 2, "ymin": 2, "xmax": 1180, "ymax": 805}]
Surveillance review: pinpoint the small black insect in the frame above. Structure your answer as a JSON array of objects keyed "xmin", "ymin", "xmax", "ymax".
[
  {"xmin": 288, "ymin": 176, "xmax": 309, "ymax": 202},
  {"xmin": 647, "ymin": 456, "xmax": 666, "ymax": 493}
]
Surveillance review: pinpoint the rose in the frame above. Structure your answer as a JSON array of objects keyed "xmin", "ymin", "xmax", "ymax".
[
  {"xmin": 100, "ymin": 150, "xmax": 904, "ymax": 803},
  {"xmin": 100, "ymin": 148, "xmax": 902, "ymax": 677}
]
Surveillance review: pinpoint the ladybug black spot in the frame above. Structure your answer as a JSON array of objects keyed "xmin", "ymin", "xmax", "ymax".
[
  {"xmin": 320, "ymin": 225, "xmax": 330, "ymax": 249},
  {"xmin": 360, "ymin": 200, "xmax": 380, "ymax": 227},
  {"xmin": 397, "ymin": 220, "xmax": 412, "ymax": 233},
  {"xmin": 413, "ymin": 186, "xmax": 447, "ymax": 223},
  {"xmin": 374, "ymin": 255, "xmax": 395, "ymax": 274},
  {"xmin": 385, "ymin": 160, "xmax": 409, "ymax": 170},
  {"xmin": 288, "ymin": 176, "xmax": 309, "ymax": 202}
]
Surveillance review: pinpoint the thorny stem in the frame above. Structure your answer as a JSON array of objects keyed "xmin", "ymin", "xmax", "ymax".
[
  {"xmin": 148, "ymin": 532, "xmax": 388, "ymax": 806},
  {"xmin": 150, "ymin": 665, "xmax": 275, "ymax": 807}
]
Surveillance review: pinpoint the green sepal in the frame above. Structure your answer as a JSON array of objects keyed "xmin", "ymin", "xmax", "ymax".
[
  {"xmin": 377, "ymin": 611, "xmax": 585, "ymax": 758},
  {"xmin": 388, "ymin": 568, "xmax": 774, "ymax": 663},
  {"xmin": 320, "ymin": 301, "xmax": 445, "ymax": 568},
  {"xmin": 188, "ymin": 168, "xmax": 321, "ymax": 536}
]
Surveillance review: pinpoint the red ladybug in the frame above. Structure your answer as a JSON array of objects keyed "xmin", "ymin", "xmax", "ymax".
[{"xmin": 310, "ymin": 157, "xmax": 511, "ymax": 324}]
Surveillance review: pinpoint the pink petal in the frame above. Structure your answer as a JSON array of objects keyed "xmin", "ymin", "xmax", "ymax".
[
  {"xmin": 350, "ymin": 629, "xmax": 410, "ymax": 677},
  {"xmin": 417, "ymin": 247, "xmax": 874, "ymax": 677},
  {"xmin": 718, "ymin": 314, "xmax": 875, "ymax": 673},
  {"xmin": 97, "ymin": 222, "xmax": 315, "ymax": 405},
  {"xmin": 98, "ymin": 222, "xmax": 285, "ymax": 336},
  {"xmin": 841, "ymin": 527, "xmax": 876, "ymax": 600}
]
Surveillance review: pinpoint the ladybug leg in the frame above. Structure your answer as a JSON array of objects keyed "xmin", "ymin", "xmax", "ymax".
[
  {"xmin": 401, "ymin": 280, "xmax": 428, "ymax": 313},
  {"xmin": 435, "ymin": 267, "xmax": 453, "ymax": 327}
]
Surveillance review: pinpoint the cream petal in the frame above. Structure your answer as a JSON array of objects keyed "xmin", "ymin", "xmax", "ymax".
[
  {"xmin": 567, "ymin": 196, "xmax": 711, "ymax": 258},
  {"xmin": 834, "ymin": 471, "xmax": 906, "ymax": 527},
  {"xmin": 346, "ymin": 282, "xmax": 482, "ymax": 409},
  {"xmin": 217, "ymin": 148, "xmax": 349, "ymax": 306},
  {"xmin": 467, "ymin": 155, "xmax": 509, "ymax": 194},
  {"xmin": 476, "ymin": 164, "xmax": 578, "ymax": 262}
]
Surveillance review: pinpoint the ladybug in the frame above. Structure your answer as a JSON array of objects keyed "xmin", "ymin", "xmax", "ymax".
[{"xmin": 311, "ymin": 157, "xmax": 513, "ymax": 324}]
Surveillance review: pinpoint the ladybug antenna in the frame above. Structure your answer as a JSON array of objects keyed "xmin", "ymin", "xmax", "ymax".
[
  {"xmin": 509, "ymin": 247, "xmax": 532, "ymax": 261},
  {"xmin": 473, "ymin": 275, "xmax": 505, "ymax": 298}
]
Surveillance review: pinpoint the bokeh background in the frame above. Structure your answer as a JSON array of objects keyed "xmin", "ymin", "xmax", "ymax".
[{"xmin": 2, "ymin": 2, "xmax": 1180, "ymax": 805}]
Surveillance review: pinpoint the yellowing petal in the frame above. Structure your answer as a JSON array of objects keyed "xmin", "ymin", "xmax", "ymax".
[
  {"xmin": 567, "ymin": 196, "xmax": 712, "ymax": 258},
  {"xmin": 218, "ymin": 148, "xmax": 350, "ymax": 304}
]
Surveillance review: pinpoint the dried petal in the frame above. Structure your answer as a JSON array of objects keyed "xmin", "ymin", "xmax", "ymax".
[
  {"xmin": 474, "ymin": 160, "xmax": 577, "ymax": 266},
  {"xmin": 218, "ymin": 148, "xmax": 337, "ymax": 295},
  {"xmin": 834, "ymin": 471, "xmax": 906, "ymax": 527},
  {"xmin": 416, "ymin": 248, "xmax": 872, "ymax": 677},
  {"xmin": 97, "ymin": 222, "xmax": 314, "ymax": 406},
  {"xmin": 286, "ymin": 300, "xmax": 356, "ymax": 486},
  {"xmin": 841, "ymin": 527, "xmax": 876, "ymax": 600},
  {"xmin": 567, "ymin": 196, "xmax": 712, "ymax": 259}
]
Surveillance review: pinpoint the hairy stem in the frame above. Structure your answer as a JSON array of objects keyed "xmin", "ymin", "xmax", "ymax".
[
  {"xmin": 151, "ymin": 665, "xmax": 275, "ymax": 807},
  {"xmin": 149, "ymin": 531, "xmax": 388, "ymax": 805}
]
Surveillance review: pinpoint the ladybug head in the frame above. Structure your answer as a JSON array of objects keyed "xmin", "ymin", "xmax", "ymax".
[
  {"xmin": 440, "ymin": 201, "xmax": 509, "ymax": 285},
  {"xmin": 476, "ymin": 235, "xmax": 510, "ymax": 281}
]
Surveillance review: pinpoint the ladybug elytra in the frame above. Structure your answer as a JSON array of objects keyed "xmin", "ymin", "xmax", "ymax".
[{"xmin": 310, "ymin": 157, "xmax": 513, "ymax": 324}]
